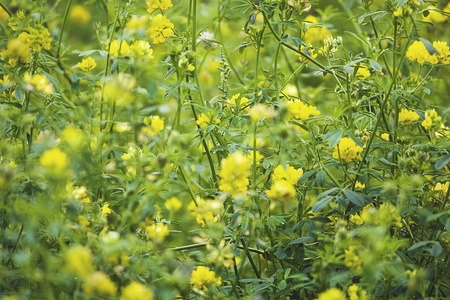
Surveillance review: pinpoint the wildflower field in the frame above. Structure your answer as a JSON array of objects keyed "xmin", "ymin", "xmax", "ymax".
[{"xmin": 1, "ymin": 0, "xmax": 450, "ymax": 299}]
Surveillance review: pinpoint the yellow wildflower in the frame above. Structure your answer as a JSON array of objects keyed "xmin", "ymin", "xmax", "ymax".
[
  {"xmin": 190, "ymin": 266, "xmax": 222, "ymax": 291},
  {"xmin": 77, "ymin": 57, "xmax": 97, "ymax": 72},
  {"xmin": 101, "ymin": 203, "xmax": 113, "ymax": 222},
  {"xmin": 109, "ymin": 40, "xmax": 131, "ymax": 57},
  {"xmin": 249, "ymin": 104, "xmax": 275, "ymax": 122},
  {"xmin": 332, "ymin": 137, "xmax": 363, "ymax": 163},
  {"xmin": 421, "ymin": 109, "xmax": 442, "ymax": 130},
  {"xmin": 8, "ymin": 11, "xmax": 30, "ymax": 31},
  {"xmin": 406, "ymin": 40, "xmax": 449, "ymax": 65},
  {"xmin": 164, "ymin": 197, "xmax": 182, "ymax": 212},
  {"xmin": 63, "ymin": 245, "xmax": 93, "ymax": 278},
  {"xmin": 121, "ymin": 282, "xmax": 153, "ymax": 300},
  {"xmin": 69, "ymin": 5, "xmax": 91, "ymax": 24},
  {"xmin": 355, "ymin": 181, "xmax": 365, "ymax": 190},
  {"xmin": 147, "ymin": 14, "xmax": 175, "ymax": 44},
  {"xmin": 348, "ymin": 284, "xmax": 367, "ymax": 300},
  {"xmin": 1, "ymin": 38, "xmax": 30, "ymax": 67},
  {"xmin": 62, "ymin": 125, "xmax": 84, "ymax": 149},
  {"xmin": 398, "ymin": 108, "xmax": 419, "ymax": 125},
  {"xmin": 18, "ymin": 25, "xmax": 52, "ymax": 52},
  {"xmin": 381, "ymin": 133, "xmax": 389, "ymax": 141},
  {"xmin": 345, "ymin": 245, "xmax": 363, "ymax": 274},
  {"xmin": 432, "ymin": 41, "xmax": 450, "ymax": 64},
  {"xmin": 40, "ymin": 148, "xmax": 69, "ymax": 175},
  {"xmin": 142, "ymin": 115, "xmax": 164, "ymax": 135},
  {"xmin": 146, "ymin": 222, "xmax": 170, "ymax": 241},
  {"xmin": 130, "ymin": 40, "xmax": 153, "ymax": 59},
  {"xmin": 196, "ymin": 113, "xmax": 219, "ymax": 128},
  {"xmin": 266, "ymin": 180, "xmax": 296, "ymax": 201},
  {"xmin": 422, "ymin": 5, "xmax": 449, "ymax": 23},
  {"xmin": 146, "ymin": 0, "xmax": 173, "ymax": 13},
  {"xmin": 303, "ymin": 15, "xmax": 331, "ymax": 47},
  {"xmin": 287, "ymin": 99, "xmax": 320, "ymax": 120},
  {"xmin": 316, "ymin": 288, "xmax": 347, "ymax": 300},
  {"xmin": 349, "ymin": 214, "xmax": 363, "ymax": 226},
  {"xmin": 23, "ymin": 73, "xmax": 54, "ymax": 95},
  {"xmin": 272, "ymin": 165, "xmax": 303, "ymax": 185},
  {"xmin": 219, "ymin": 152, "xmax": 251, "ymax": 197},
  {"xmin": 83, "ymin": 272, "xmax": 117, "ymax": 297},
  {"xmin": 355, "ymin": 67, "xmax": 371, "ymax": 80}
]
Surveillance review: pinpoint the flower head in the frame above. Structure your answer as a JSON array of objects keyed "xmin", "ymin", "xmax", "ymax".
[
  {"xmin": 24, "ymin": 73, "xmax": 54, "ymax": 95},
  {"xmin": 332, "ymin": 137, "xmax": 363, "ymax": 163},
  {"xmin": 219, "ymin": 152, "xmax": 251, "ymax": 197},
  {"xmin": 77, "ymin": 57, "xmax": 97, "ymax": 72},
  {"xmin": 69, "ymin": 5, "xmax": 91, "ymax": 24},
  {"xmin": 121, "ymin": 282, "xmax": 153, "ymax": 300},
  {"xmin": 83, "ymin": 272, "xmax": 117, "ymax": 297},
  {"xmin": 40, "ymin": 148, "xmax": 68, "ymax": 175},
  {"xmin": 190, "ymin": 266, "xmax": 222, "ymax": 291},
  {"xmin": 146, "ymin": 0, "xmax": 173, "ymax": 13},
  {"xmin": 398, "ymin": 108, "xmax": 420, "ymax": 125}
]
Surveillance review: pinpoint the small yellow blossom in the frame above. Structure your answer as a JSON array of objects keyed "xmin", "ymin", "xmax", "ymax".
[
  {"xmin": 130, "ymin": 40, "xmax": 153, "ymax": 59},
  {"xmin": 316, "ymin": 288, "xmax": 347, "ymax": 300},
  {"xmin": 196, "ymin": 113, "xmax": 219, "ymax": 128},
  {"xmin": 147, "ymin": 14, "xmax": 175, "ymax": 44},
  {"xmin": 101, "ymin": 203, "xmax": 113, "ymax": 222},
  {"xmin": 349, "ymin": 214, "xmax": 363, "ymax": 226},
  {"xmin": 24, "ymin": 73, "xmax": 54, "ymax": 95},
  {"xmin": 421, "ymin": 109, "xmax": 442, "ymax": 130},
  {"xmin": 18, "ymin": 25, "xmax": 52, "ymax": 53},
  {"xmin": 228, "ymin": 94, "xmax": 250, "ymax": 111},
  {"xmin": 406, "ymin": 40, "xmax": 449, "ymax": 65},
  {"xmin": 164, "ymin": 197, "xmax": 182, "ymax": 212},
  {"xmin": 109, "ymin": 40, "xmax": 131, "ymax": 57},
  {"xmin": 332, "ymin": 137, "xmax": 363, "ymax": 163},
  {"xmin": 40, "ymin": 148, "xmax": 69, "ymax": 175},
  {"xmin": 348, "ymin": 284, "xmax": 367, "ymax": 300},
  {"xmin": 121, "ymin": 281, "xmax": 153, "ymax": 300},
  {"xmin": 345, "ymin": 245, "xmax": 363, "ymax": 274},
  {"xmin": 355, "ymin": 181, "xmax": 365, "ymax": 190},
  {"xmin": 303, "ymin": 15, "xmax": 331, "ymax": 47},
  {"xmin": 381, "ymin": 133, "xmax": 389, "ymax": 141},
  {"xmin": 272, "ymin": 165, "xmax": 303, "ymax": 185},
  {"xmin": 62, "ymin": 125, "xmax": 84, "ymax": 149},
  {"xmin": 190, "ymin": 266, "xmax": 222, "ymax": 291},
  {"xmin": 355, "ymin": 67, "xmax": 371, "ymax": 81},
  {"xmin": 146, "ymin": 222, "xmax": 170, "ymax": 241},
  {"xmin": 83, "ymin": 272, "xmax": 117, "ymax": 297},
  {"xmin": 422, "ymin": 5, "xmax": 449, "ymax": 23},
  {"xmin": 142, "ymin": 115, "xmax": 164, "ymax": 135},
  {"xmin": 63, "ymin": 245, "xmax": 93, "ymax": 278},
  {"xmin": 1, "ymin": 38, "xmax": 30, "ymax": 67},
  {"xmin": 8, "ymin": 11, "xmax": 30, "ymax": 31},
  {"xmin": 249, "ymin": 104, "xmax": 275, "ymax": 122},
  {"xmin": 77, "ymin": 57, "xmax": 97, "ymax": 72},
  {"xmin": 287, "ymin": 99, "xmax": 320, "ymax": 120},
  {"xmin": 146, "ymin": 0, "xmax": 173, "ymax": 13},
  {"xmin": 69, "ymin": 5, "xmax": 91, "ymax": 24},
  {"xmin": 398, "ymin": 108, "xmax": 419, "ymax": 125},
  {"xmin": 219, "ymin": 152, "xmax": 251, "ymax": 197},
  {"xmin": 266, "ymin": 180, "xmax": 296, "ymax": 201}
]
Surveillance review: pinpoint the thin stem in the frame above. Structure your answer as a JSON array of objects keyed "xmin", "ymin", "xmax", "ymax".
[{"xmin": 56, "ymin": 0, "xmax": 72, "ymax": 58}]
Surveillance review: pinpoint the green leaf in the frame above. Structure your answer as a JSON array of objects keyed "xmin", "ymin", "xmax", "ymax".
[
  {"xmin": 312, "ymin": 196, "xmax": 333, "ymax": 213},
  {"xmin": 369, "ymin": 60, "xmax": 381, "ymax": 71},
  {"xmin": 343, "ymin": 190, "xmax": 368, "ymax": 206},
  {"xmin": 297, "ymin": 169, "xmax": 318, "ymax": 184},
  {"xmin": 323, "ymin": 129, "xmax": 343, "ymax": 148},
  {"xmin": 316, "ymin": 170, "xmax": 326, "ymax": 187},
  {"xmin": 358, "ymin": 11, "xmax": 386, "ymax": 24},
  {"xmin": 278, "ymin": 280, "xmax": 287, "ymax": 290},
  {"xmin": 408, "ymin": 241, "xmax": 433, "ymax": 252},
  {"xmin": 430, "ymin": 243, "xmax": 442, "ymax": 257},
  {"xmin": 164, "ymin": 67, "xmax": 176, "ymax": 80},
  {"xmin": 289, "ymin": 237, "xmax": 313, "ymax": 245},
  {"xmin": 15, "ymin": 86, "xmax": 25, "ymax": 101},
  {"xmin": 435, "ymin": 154, "xmax": 450, "ymax": 170}
]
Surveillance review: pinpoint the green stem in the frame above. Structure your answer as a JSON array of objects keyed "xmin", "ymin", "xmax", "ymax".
[
  {"xmin": 56, "ymin": 0, "xmax": 72, "ymax": 58},
  {"xmin": 178, "ymin": 165, "xmax": 198, "ymax": 207}
]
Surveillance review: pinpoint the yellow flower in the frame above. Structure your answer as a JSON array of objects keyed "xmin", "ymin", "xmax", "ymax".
[
  {"xmin": 272, "ymin": 165, "xmax": 303, "ymax": 185},
  {"xmin": 348, "ymin": 284, "xmax": 367, "ymax": 300},
  {"xmin": 381, "ymin": 133, "xmax": 389, "ymax": 141},
  {"xmin": 63, "ymin": 245, "xmax": 93, "ymax": 278},
  {"xmin": 0, "ymin": 6, "xmax": 9, "ymax": 21},
  {"xmin": 8, "ymin": 11, "xmax": 30, "ymax": 31},
  {"xmin": 355, "ymin": 67, "xmax": 371, "ymax": 80},
  {"xmin": 345, "ymin": 246, "xmax": 363, "ymax": 274},
  {"xmin": 130, "ymin": 40, "xmax": 153, "ymax": 59},
  {"xmin": 62, "ymin": 125, "xmax": 84, "ymax": 149},
  {"xmin": 146, "ymin": 222, "xmax": 170, "ymax": 241},
  {"xmin": 164, "ymin": 197, "xmax": 182, "ymax": 212},
  {"xmin": 316, "ymin": 288, "xmax": 347, "ymax": 300},
  {"xmin": 101, "ymin": 203, "xmax": 113, "ymax": 222},
  {"xmin": 40, "ymin": 148, "xmax": 69, "ymax": 175},
  {"xmin": 190, "ymin": 266, "xmax": 222, "ymax": 291},
  {"xmin": 146, "ymin": 0, "xmax": 173, "ymax": 13},
  {"xmin": 355, "ymin": 181, "xmax": 365, "ymax": 190},
  {"xmin": 266, "ymin": 180, "xmax": 296, "ymax": 201},
  {"xmin": 422, "ymin": 5, "xmax": 449, "ymax": 23},
  {"xmin": 218, "ymin": 152, "xmax": 251, "ymax": 197},
  {"xmin": 406, "ymin": 40, "xmax": 449, "ymax": 65},
  {"xmin": 18, "ymin": 25, "xmax": 52, "ymax": 53},
  {"xmin": 147, "ymin": 14, "xmax": 175, "ymax": 44},
  {"xmin": 83, "ymin": 272, "xmax": 117, "ymax": 297},
  {"xmin": 196, "ymin": 113, "xmax": 219, "ymax": 128},
  {"xmin": 1, "ymin": 38, "xmax": 30, "ymax": 67},
  {"xmin": 303, "ymin": 15, "xmax": 331, "ymax": 47},
  {"xmin": 398, "ymin": 108, "xmax": 419, "ymax": 125},
  {"xmin": 69, "ymin": 5, "xmax": 91, "ymax": 24},
  {"xmin": 349, "ymin": 214, "xmax": 363, "ymax": 226},
  {"xmin": 249, "ymin": 104, "xmax": 275, "ymax": 122},
  {"xmin": 77, "ymin": 57, "xmax": 97, "ymax": 72},
  {"xmin": 24, "ymin": 73, "xmax": 54, "ymax": 95},
  {"xmin": 142, "ymin": 115, "xmax": 164, "ymax": 135},
  {"xmin": 432, "ymin": 41, "xmax": 450, "ymax": 64},
  {"xmin": 121, "ymin": 282, "xmax": 153, "ymax": 300},
  {"xmin": 109, "ymin": 40, "xmax": 131, "ymax": 57},
  {"xmin": 332, "ymin": 137, "xmax": 363, "ymax": 163},
  {"xmin": 287, "ymin": 99, "xmax": 320, "ymax": 120}
]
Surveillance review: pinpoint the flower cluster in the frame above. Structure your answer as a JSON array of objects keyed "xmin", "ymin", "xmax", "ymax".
[
  {"xmin": 421, "ymin": 109, "xmax": 442, "ymax": 130},
  {"xmin": 142, "ymin": 115, "xmax": 164, "ymax": 135},
  {"xmin": 196, "ymin": 113, "xmax": 220, "ymax": 128},
  {"xmin": 147, "ymin": 15, "xmax": 175, "ymax": 44},
  {"xmin": 77, "ymin": 57, "xmax": 97, "ymax": 72},
  {"xmin": 18, "ymin": 24, "xmax": 52, "ymax": 53},
  {"xmin": 40, "ymin": 148, "xmax": 68, "ymax": 175},
  {"xmin": 121, "ymin": 282, "xmax": 153, "ymax": 300},
  {"xmin": 332, "ymin": 137, "xmax": 363, "ymax": 163},
  {"xmin": 109, "ymin": 40, "xmax": 153, "ymax": 59},
  {"xmin": 345, "ymin": 245, "xmax": 363, "ymax": 274},
  {"xmin": 406, "ymin": 40, "xmax": 450, "ymax": 65},
  {"xmin": 303, "ymin": 16, "xmax": 331, "ymax": 47},
  {"xmin": 360, "ymin": 203, "xmax": 403, "ymax": 228},
  {"xmin": 146, "ymin": 0, "xmax": 173, "ymax": 13},
  {"xmin": 266, "ymin": 164, "xmax": 302, "ymax": 201},
  {"xmin": 1, "ymin": 38, "xmax": 30, "ymax": 67},
  {"xmin": 398, "ymin": 108, "xmax": 420, "ymax": 125},
  {"xmin": 218, "ymin": 152, "xmax": 250, "ymax": 197},
  {"xmin": 146, "ymin": 222, "xmax": 170, "ymax": 241},
  {"xmin": 287, "ymin": 99, "xmax": 321, "ymax": 120},
  {"xmin": 227, "ymin": 93, "xmax": 250, "ymax": 112},
  {"xmin": 190, "ymin": 266, "xmax": 222, "ymax": 292}
]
